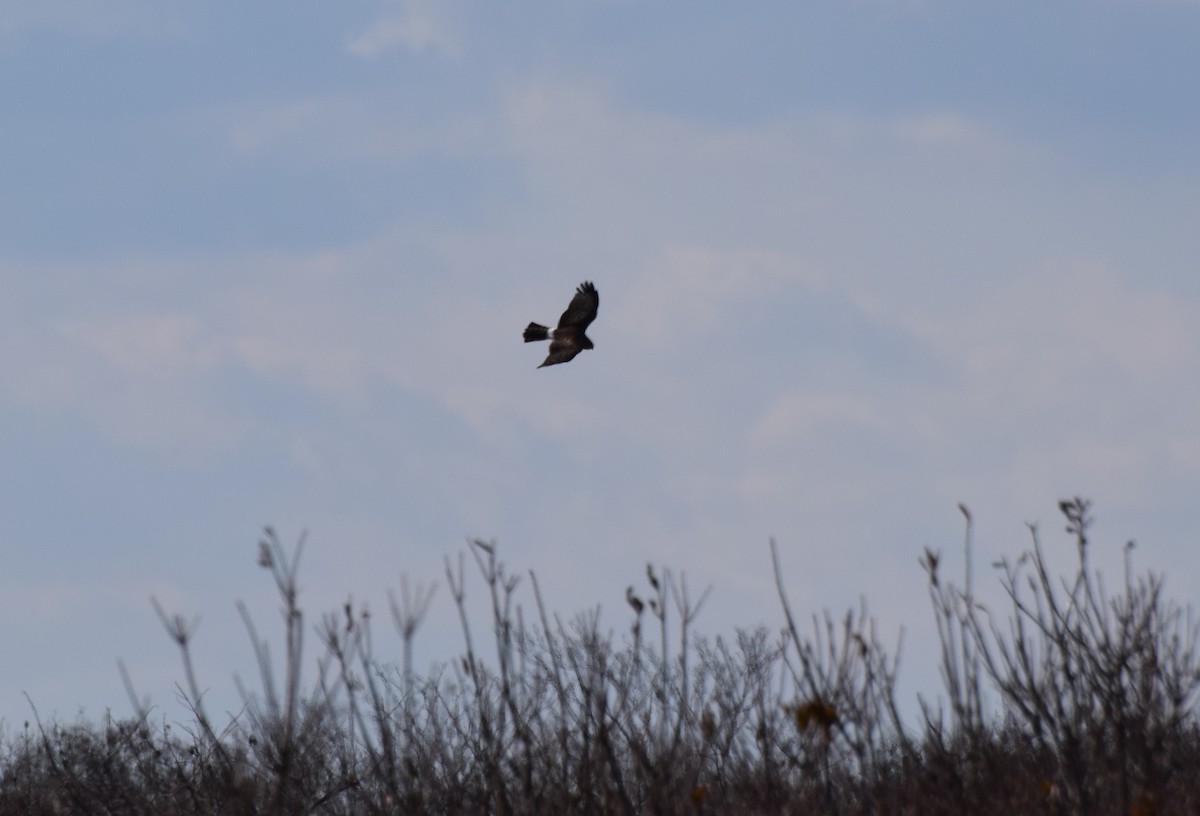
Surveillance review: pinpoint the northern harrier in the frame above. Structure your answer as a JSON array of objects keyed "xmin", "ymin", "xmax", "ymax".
[{"xmin": 523, "ymin": 281, "xmax": 599, "ymax": 368}]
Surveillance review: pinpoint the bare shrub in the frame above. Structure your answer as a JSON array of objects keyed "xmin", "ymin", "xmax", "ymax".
[{"xmin": 4, "ymin": 499, "xmax": 1200, "ymax": 815}]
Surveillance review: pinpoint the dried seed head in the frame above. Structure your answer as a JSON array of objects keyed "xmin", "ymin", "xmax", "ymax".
[
  {"xmin": 625, "ymin": 586, "xmax": 644, "ymax": 615},
  {"xmin": 646, "ymin": 563, "xmax": 659, "ymax": 591}
]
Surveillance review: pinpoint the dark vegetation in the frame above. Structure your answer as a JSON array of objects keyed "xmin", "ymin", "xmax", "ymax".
[{"xmin": 3, "ymin": 498, "xmax": 1199, "ymax": 814}]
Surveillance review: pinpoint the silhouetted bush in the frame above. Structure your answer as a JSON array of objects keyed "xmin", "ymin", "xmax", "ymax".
[{"xmin": 3, "ymin": 499, "xmax": 1199, "ymax": 814}]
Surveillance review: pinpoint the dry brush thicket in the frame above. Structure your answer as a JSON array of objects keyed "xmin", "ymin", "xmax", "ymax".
[{"xmin": 3, "ymin": 498, "xmax": 1199, "ymax": 814}]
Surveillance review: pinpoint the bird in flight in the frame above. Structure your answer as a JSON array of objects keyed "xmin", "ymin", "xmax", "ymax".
[{"xmin": 523, "ymin": 281, "xmax": 599, "ymax": 368}]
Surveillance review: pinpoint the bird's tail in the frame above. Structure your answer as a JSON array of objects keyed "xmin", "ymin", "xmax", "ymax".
[{"xmin": 524, "ymin": 322, "xmax": 550, "ymax": 342}]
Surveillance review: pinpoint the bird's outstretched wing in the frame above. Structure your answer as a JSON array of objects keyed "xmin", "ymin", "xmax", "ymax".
[
  {"xmin": 556, "ymin": 281, "xmax": 599, "ymax": 330},
  {"xmin": 538, "ymin": 340, "xmax": 583, "ymax": 368}
]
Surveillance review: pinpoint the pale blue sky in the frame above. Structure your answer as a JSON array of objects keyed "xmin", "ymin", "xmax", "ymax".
[{"xmin": 3, "ymin": 0, "xmax": 1200, "ymax": 727}]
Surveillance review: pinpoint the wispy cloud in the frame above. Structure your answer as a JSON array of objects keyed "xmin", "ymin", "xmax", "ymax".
[
  {"xmin": 615, "ymin": 245, "xmax": 817, "ymax": 351},
  {"xmin": 48, "ymin": 316, "xmax": 250, "ymax": 457},
  {"xmin": 60, "ymin": 313, "xmax": 213, "ymax": 378},
  {"xmin": 225, "ymin": 95, "xmax": 489, "ymax": 162},
  {"xmin": 347, "ymin": 2, "xmax": 459, "ymax": 58}
]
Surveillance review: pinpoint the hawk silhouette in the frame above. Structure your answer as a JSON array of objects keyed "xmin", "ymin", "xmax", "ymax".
[{"xmin": 523, "ymin": 281, "xmax": 599, "ymax": 368}]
